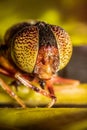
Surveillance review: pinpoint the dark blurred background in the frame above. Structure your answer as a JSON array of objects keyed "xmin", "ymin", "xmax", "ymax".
[{"xmin": 0, "ymin": 0, "xmax": 87, "ymax": 82}]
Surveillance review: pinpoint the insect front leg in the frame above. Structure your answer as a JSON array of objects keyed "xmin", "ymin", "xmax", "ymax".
[
  {"xmin": 0, "ymin": 56, "xmax": 26, "ymax": 108},
  {"xmin": 0, "ymin": 64, "xmax": 55, "ymax": 108},
  {"xmin": 0, "ymin": 57, "xmax": 57, "ymax": 108},
  {"xmin": 51, "ymin": 75, "xmax": 80, "ymax": 87},
  {"xmin": 0, "ymin": 68, "xmax": 26, "ymax": 108},
  {"xmin": 45, "ymin": 79, "xmax": 56, "ymax": 108},
  {"xmin": 14, "ymin": 73, "xmax": 57, "ymax": 107},
  {"xmin": 30, "ymin": 77, "xmax": 57, "ymax": 108}
]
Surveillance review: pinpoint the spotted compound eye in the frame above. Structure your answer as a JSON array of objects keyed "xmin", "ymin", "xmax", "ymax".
[
  {"xmin": 50, "ymin": 25, "xmax": 72, "ymax": 70},
  {"xmin": 11, "ymin": 25, "xmax": 39, "ymax": 73},
  {"xmin": 5, "ymin": 21, "xmax": 72, "ymax": 74}
]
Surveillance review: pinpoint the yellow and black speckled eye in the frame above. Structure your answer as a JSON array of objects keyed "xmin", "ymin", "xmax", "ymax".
[
  {"xmin": 5, "ymin": 21, "xmax": 72, "ymax": 74},
  {"xmin": 50, "ymin": 25, "xmax": 72, "ymax": 70},
  {"xmin": 11, "ymin": 25, "xmax": 39, "ymax": 73}
]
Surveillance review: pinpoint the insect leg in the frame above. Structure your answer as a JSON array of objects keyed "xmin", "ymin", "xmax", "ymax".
[
  {"xmin": 52, "ymin": 75, "xmax": 80, "ymax": 87},
  {"xmin": 0, "ymin": 68, "xmax": 26, "ymax": 108},
  {"xmin": 46, "ymin": 79, "xmax": 57, "ymax": 108},
  {"xmin": 15, "ymin": 72, "xmax": 56, "ymax": 107}
]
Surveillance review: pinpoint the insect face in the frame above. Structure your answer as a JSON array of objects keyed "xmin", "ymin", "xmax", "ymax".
[
  {"xmin": 0, "ymin": 20, "xmax": 74, "ymax": 108},
  {"xmin": 34, "ymin": 45, "xmax": 59, "ymax": 79},
  {"xmin": 5, "ymin": 21, "xmax": 72, "ymax": 80}
]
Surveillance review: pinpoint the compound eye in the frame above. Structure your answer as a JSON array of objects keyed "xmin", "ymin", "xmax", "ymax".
[
  {"xmin": 51, "ymin": 25, "xmax": 72, "ymax": 70},
  {"xmin": 11, "ymin": 26, "xmax": 39, "ymax": 73}
]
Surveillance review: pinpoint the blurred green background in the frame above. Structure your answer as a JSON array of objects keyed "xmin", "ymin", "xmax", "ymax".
[
  {"xmin": 0, "ymin": 1, "xmax": 87, "ymax": 129},
  {"xmin": 0, "ymin": 0, "xmax": 87, "ymax": 45}
]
